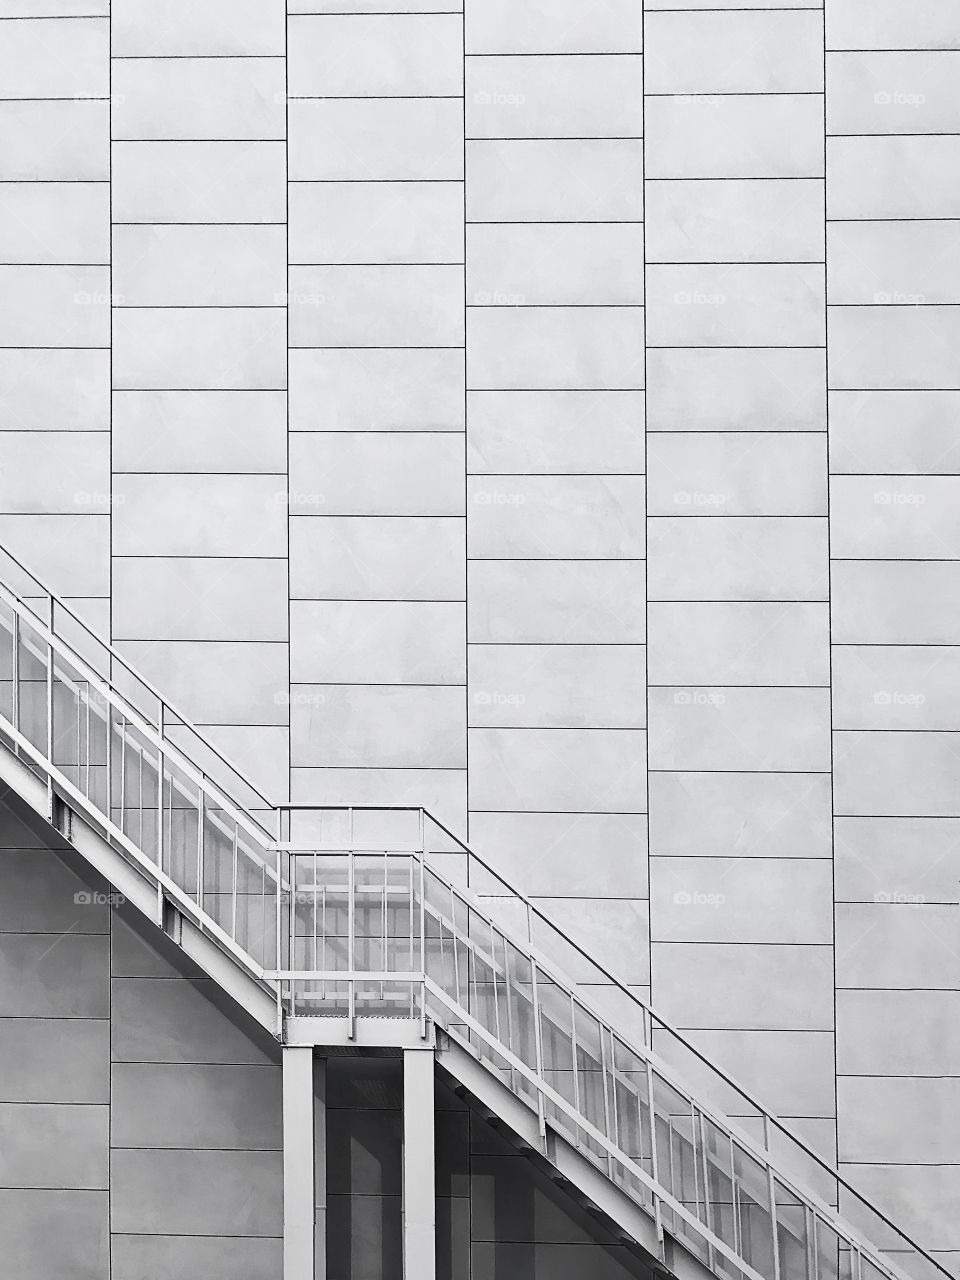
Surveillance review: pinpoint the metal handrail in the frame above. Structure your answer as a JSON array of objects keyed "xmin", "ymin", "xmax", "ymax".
[{"xmin": 0, "ymin": 548, "xmax": 947, "ymax": 1280}]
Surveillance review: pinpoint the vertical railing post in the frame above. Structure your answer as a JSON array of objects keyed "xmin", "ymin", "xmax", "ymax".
[
  {"xmin": 528, "ymin": 904, "xmax": 547, "ymax": 1142},
  {"xmin": 730, "ymin": 1134, "xmax": 743, "ymax": 1259},
  {"xmin": 600, "ymin": 1026, "xmax": 615, "ymax": 1179},
  {"xmin": 105, "ymin": 703, "xmax": 114, "ymax": 835},
  {"xmin": 156, "ymin": 702, "xmax": 165, "ymax": 926},
  {"xmin": 418, "ymin": 841, "xmax": 427, "ymax": 1037},
  {"xmin": 806, "ymin": 1205, "xmax": 818, "ymax": 1280},
  {"xmin": 347, "ymin": 849, "xmax": 356, "ymax": 1037},
  {"xmin": 646, "ymin": 1057, "xmax": 666, "ymax": 1252},
  {"xmin": 275, "ymin": 845, "xmax": 285, "ymax": 1031},
  {"xmin": 45, "ymin": 597, "xmax": 54, "ymax": 818},
  {"xmin": 696, "ymin": 1107, "xmax": 716, "ymax": 1272},
  {"xmin": 569, "ymin": 994, "xmax": 582, "ymax": 1146},
  {"xmin": 196, "ymin": 781, "xmax": 205, "ymax": 915},
  {"xmin": 11, "ymin": 610, "xmax": 19, "ymax": 735},
  {"xmin": 764, "ymin": 1114, "xmax": 783, "ymax": 1280}
]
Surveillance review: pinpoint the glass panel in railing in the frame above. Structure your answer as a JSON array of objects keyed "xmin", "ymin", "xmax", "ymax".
[
  {"xmin": 351, "ymin": 853, "xmax": 419, "ymax": 1018},
  {"xmin": 353, "ymin": 854, "xmax": 389, "ymax": 973},
  {"xmin": 292, "ymin": 853, "xmax": 349, "ymax": 1015},
  {"xmin": 699, "ymin": 1113, "xmax": 746, "ymax": 1280},
  {"xmin": 650, "ymin": 1069, "xmax": 701, "ymax": 1238},
  {"xmin": 775, "ymin": 1181, "xmax": 812, "ymax": 1280},
  {"xmin": 423, "ymin": 867, "xmax": 459, "ymax": 1006},
  {"xmin": 464, "ymin": 917, "xmax": 515, "ymax": 1082},
  {"xmin": 386, "ymin": 854, "xmax": 417, "ymax": 975},
  {"xmin": 732, "ymin": 1139, "xmax": 777, "ymax": 1280},
  {"xmin": 50, "ymin": 665, "xmax": 110, "ymax": 815},
  {"xmin": 812, "ymin": 1220, "xmax": 854, "ymax": 1280},
  {"xmin": 443, "ymin": 887, "xmax": 472, "ymax": 1012},
  {"xmin": 535, "ymin": 971, "xmax": 578, "ymax": 1140},
  {"xmin": 50, "ymin": 652, "xmax": 85, "ymax": 786},
  {"xmin": 80, "ymin": 686, "xmax": 110, "ymax": 813},
  {"xmin": 111, "ymin": 717, "xmax": 160, "ymax": 863},
  {"xmin": 229, "ymin": 826, "xmax": 279, "ymax": 974},
  {"xmin": 16, "ymin": 614, "xmax": 48, "ymax": 757},
  {"xmin": 493, "ymin": 936, "xmax": 537, "ymax": 1114},
  {"xmin": 200, "ymin": 800, "xmax": 240, "ymax": 934},
  {"xmin": 0, "ymin": 599, "xmax": 14, "ymax": 726},
  {"xmin": 159, "ymin": 754, "xmax": 201, "ymax": 897},
  {"xmin": 572, "ymin": 1001, "xmax": 610, "ymax": 1164},
  {"xmin": 609, "ymin": 1034, "xmax": 653, "ymax": 1207}
]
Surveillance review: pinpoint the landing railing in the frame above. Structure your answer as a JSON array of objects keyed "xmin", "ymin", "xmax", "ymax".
[{"xmin": 0, "ymin": 543, "xmax": 947, "ymax": 1280}]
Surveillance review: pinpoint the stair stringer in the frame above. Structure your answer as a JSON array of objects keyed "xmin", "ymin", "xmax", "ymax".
[
  {"xmin": 0, "ymin": 735, "xmax": 280, "ymax": 1037},
  {"xmin": 437, "ymin": 1030, "xmax": 720, "ymax": 1280}
]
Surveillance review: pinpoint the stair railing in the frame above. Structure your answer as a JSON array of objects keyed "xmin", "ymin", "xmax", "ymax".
[{"xmin": 0, "ymin": 542, "xmax": 947, "ymax": 1280}]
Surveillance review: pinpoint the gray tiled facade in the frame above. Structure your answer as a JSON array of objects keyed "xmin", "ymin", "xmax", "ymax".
[{"xmin": 0, "ymin": 0, "xmax": 957, "ymax": 1267}]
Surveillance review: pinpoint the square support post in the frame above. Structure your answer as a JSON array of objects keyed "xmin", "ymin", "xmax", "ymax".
[
  {"xmin": 403, "ymin": 1047, "xmax": 436, "ymax": 1280},
  {"xmin": 284, "ymin": 1045, "xmax": 316, "ymax": 1280}
]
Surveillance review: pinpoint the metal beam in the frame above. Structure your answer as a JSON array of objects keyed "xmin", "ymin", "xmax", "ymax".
[
  {"xmin": 402, "ymin": 1047, "xmax": 436, "ymax": 1280},
  {"xmin": 283, "ymin": 1046, "xmax": 316, "ymax": 1280}
]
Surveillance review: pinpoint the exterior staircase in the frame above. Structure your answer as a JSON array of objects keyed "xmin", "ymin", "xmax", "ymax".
[{"xmin": 0, "ymin": 540, "xmax": 947, "ymax": 1280}]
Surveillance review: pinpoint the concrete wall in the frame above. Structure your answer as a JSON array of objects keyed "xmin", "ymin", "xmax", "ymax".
[
  {"xmin": 0, "ymin": 0, "xmax": 957, "ymax": 1265},
  {"xmin": 463, "ymin": 0, "xmax": 649, "ymax": 1006},
  {"xmin": 0, "ymin": 799, "xmax": 284, "ymax": 1279},
  {"xmin": 825, "ymin": 2, "xmax": 960, "ymax": 1267},
  {"xmin": 643, "ymin": 5, "xmax": 835, "ymax": 1167}
]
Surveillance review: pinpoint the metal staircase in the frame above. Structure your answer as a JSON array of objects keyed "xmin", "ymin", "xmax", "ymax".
[{"xmin": 0, "ymin": 542, "xmax": 947, "ymax": 1280}]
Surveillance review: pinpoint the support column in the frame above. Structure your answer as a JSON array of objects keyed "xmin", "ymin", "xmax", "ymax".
[
  {"xmin": 402, "ymin": 1047, "xmax": 436, "ymax": 1280},
  {"xmin": 314, "ymin": 1057, "xmax": 326, "ymax": 1280},
  {"xmin": 283, "ymin": 1046, "xmax": 316, "ymax": 1280}
]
